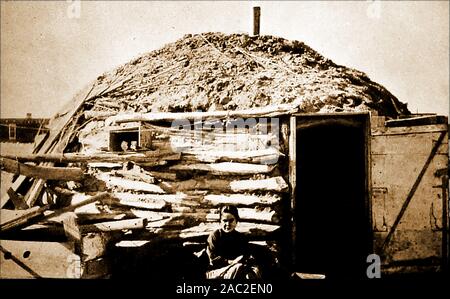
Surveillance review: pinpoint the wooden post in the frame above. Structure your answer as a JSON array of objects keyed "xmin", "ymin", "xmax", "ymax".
[
  {"xmin": 253, "ymin": 6, "xmax": 261, "ymax": 36},
  {"xmin": 289, "ymin": 116, "xmax": 297, "ymax": 268}
]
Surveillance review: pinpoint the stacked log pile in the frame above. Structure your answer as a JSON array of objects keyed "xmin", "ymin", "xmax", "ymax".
[{"xmin": 0, "ymin": 109, "xmax": 289, "ymax": 277}]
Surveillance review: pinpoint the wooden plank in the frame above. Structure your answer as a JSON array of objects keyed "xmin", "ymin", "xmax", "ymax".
[
  {"xmin": 0, "ymin": 158, "xmax": 84, "ymax": 181},
  {"xmin": 113, "ymin": 169, "xmax": 155, "ymax": 184},
  {"xmin": 1, "ymin": 152, "xmax": 181, "ymax": 164},
  {"xmin": 1, "ymin": 193, "xmax": 110, "ymax": 233},
  {"xmin": 206, "ymin": 207, "xmax": 279, "ymax": 223},
  {"xmin": 167, "ymin": 176, "xmax": 288, "ymax": 193},
  {"xmin": 105, "ymin": 103, "xmax": 298, "ymax": 125},
  {"xmin": 230, "ymin": 176, "xmax": 288, "ymax": 192},
  {"xmin": 0, "ymin": 207, "xmax": 41, "ymax": 225},
  {"xmin": 183, "ymin": 148, "xmax": 283, "ymax": 162},
  {"xmin": 26, "ymin": 112, "xmax": 78, "ymax": 206},
  {"xmin": 2, "ymin": 84, "xmax": 95, "ymax": 207},
  {"xmin": 25, "ymin": 180, "xmax": 45, "ymax": 207},
  {"xmin": 178, "ymin": 222, "xmax": 280, "ymax": 239},
  {"xmin": 381, "ymin": 131, "xmax": 447, "ymax": 252},
  {"xmin": 0, "ymin": 240, "xmax": 80, "ymax": 278},
  {"xmin": 129, "ymin": 207, "xmax": 279, "ymax": 225},
  {"xmin": 36, "ymin": 83, "xmax": 95, "ymax": 155},
  {"xmin": 75, "ymin": 212, "xmax": 128, "ymax": 223},
  {"xmin": 289, "ymin": 116, "xmax": 297, "ymax": 266},
  {"xmin": 96, "ymin": 173, "xmax": 165, "ymax": 194},
  {"xmin": 0, "ymin": 205, "xmax": 51, "ymax": 232},
  {"xmin": 147, "ymin": 171, "xmax": 178, "ymax": 181},
  {"xmin": 169, "ymin": 162, "xmax": 275, "ymax": 175},
  {"xmin": 371, "ymin": 124, "xmax": 447, "ymax": 136},
  {"xmin": 385, "ymin": 115, "xmax": 447, "ymax": 127},
  {"xmin": 203, "ymin": 194, "xmax": 281, "ymax": 206},
  {"xmin": 79, "ymin": 218, "xmax": 147, "ymax": 233}
]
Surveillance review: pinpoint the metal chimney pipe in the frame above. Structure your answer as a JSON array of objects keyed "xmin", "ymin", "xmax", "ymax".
[{"xmin": 253, "ymin": 6, "xmax": 260, "ymax": 36}]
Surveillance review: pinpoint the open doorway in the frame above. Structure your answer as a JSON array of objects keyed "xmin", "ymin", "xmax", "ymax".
[{"xmin": 293, "ymin": 114, "xmax": 371, "ymax": 279}]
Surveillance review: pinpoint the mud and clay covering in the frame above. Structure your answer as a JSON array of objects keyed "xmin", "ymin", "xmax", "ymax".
[{"xmin": 86, "ymin": 32, "xmax": 410, "ymax": 118}]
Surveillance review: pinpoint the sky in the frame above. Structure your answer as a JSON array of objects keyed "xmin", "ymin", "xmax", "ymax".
[{"xmin": 1, "ymin": 1, "xmax": 449, "ymax": 118}]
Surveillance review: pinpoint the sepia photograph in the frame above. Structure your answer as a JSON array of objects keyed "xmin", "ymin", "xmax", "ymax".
[{"xmin": 0, "ymin": 0, "xmax": 448, "ymax": 294}]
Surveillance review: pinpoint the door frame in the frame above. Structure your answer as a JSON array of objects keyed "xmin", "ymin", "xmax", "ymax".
[{"xmin": 288, "ymin": 112, "xmax": 373, "ymax": 271}]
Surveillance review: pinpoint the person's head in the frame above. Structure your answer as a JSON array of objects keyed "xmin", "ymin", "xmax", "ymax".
[{"xmin": 219, "ymin": 205, "xmax": 240, "ymax": 233}]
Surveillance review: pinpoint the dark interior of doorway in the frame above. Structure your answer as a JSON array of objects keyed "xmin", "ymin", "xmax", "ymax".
[{"xmin": 295, "ymin": 121, "xmax": 370, "ymax": 279}]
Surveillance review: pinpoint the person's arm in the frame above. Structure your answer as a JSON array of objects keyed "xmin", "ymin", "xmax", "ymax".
[{"xmin": 206, "ymin": 231, "xmax": 229, "ymax": 268}]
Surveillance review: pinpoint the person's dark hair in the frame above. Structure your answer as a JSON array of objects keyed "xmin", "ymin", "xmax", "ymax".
[{"xmin": 220, "ymin": 205, "xmax": 240, "ymax": 221}]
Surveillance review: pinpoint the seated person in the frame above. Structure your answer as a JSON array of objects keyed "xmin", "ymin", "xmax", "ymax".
[{"xmin": 205, "ymin": 205, "xmax": 261, "ymax": 279}]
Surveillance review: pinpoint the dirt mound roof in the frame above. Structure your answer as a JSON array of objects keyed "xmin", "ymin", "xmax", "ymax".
[{"xmin": 87, "ymin": 32, "xmax": 410, "ymax": 118}]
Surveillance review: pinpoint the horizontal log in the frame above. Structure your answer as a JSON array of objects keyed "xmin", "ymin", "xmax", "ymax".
[
  {"xmin": 135, "ymin": 161, "xmax": 168, "ymax": 167},
  {"xmin": 168, "ymin": 206, "xmax": 215, "ymax": 214},
  {"xmin": 145, "ymin": 217, "xmax": 188, "ymax": 228},
  {"xmin": 79, "ymin": 218, "xmax": 147, "ymax": 233},
  {"xmin": 75, "ymin": 212, "xmax": 129, "ymax": 223},
  {"xmin": 169, "ymin": 162, "xmax": 275, "ymax": 175},
  {"xmin": 112, "ymin": 169, "xmax": 155, "ymax": 184},
  {"xmin": 126, "ymin": 205, "xmax": 280, "ymax": 226},
  {"xmin": 164, "ymin": 207, "xmax": 278, "ymax": 224},
  {"xmin": 96, "ymin": 173, "xmax": 165, "ymax": 194},
  {"xmin": 131, "ymin": 193, "xmax": 281, "ymax": 208},
  {"xmin": 112, "ymin": 192, "xmax": 168, "ymax": 210},
  {"xmin": 0, "ymin": 158, "xmax": 84, "ymax": 181},
  {"xmin": 88, "ymin": 162, "xmax": 122, "ymax": 168},
  {"xmin": 128, "ymin": 223, "xmax": 280, "ymax": 243},
  {"xmin": 167, "ymin": 176, "xmax": 288, "ymax": 193},
  {"xmin": 147, "ymin": 121, "xmax": 275, "ymax": 135},
  {"xmin": 230, "ymin": 177, "xmax": 288, "ymax": 192},
  {"xmin": 129, "ymin": 209, "xmax": 167, "ymax": 222},
  {"xmin": 169, "ymin": 137, "xmax": 278, "ymax": 153},
  {"xmin": 203, "ymin": 194, "xmax": 281, "ymax": 206},
  {"xmin": 84, "ymin": 110, "xmax": 116, "ymax": 119},
  {"xmin": 183, "ymin": 149, "xmax": 283, "ymax": 164},
  {"xmin": 172, "ymin": 222, "xmax": 280, "ymax": 240},
  {"xmin": 115, "ymin": 240, "xmax": 150, "ymax": 248},
  {"xmin": 0, "ymin": 151, "xmax": 181, "ymax": 164},
  {"xmin": 104, "ymin": 103, "xmax": 297, "ymax": 125},
  {"xmin": 147, "ymin": 171, "xmax": 178, "ymax": 181},
  {"xmin": 206, "ymin": 207, "xmax": 279, "ymax": 223}
]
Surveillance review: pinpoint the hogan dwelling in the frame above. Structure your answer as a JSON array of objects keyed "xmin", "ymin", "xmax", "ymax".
[{"xmin": 0, "ymin": 32, "xmax": 448, "ymax": 279}]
